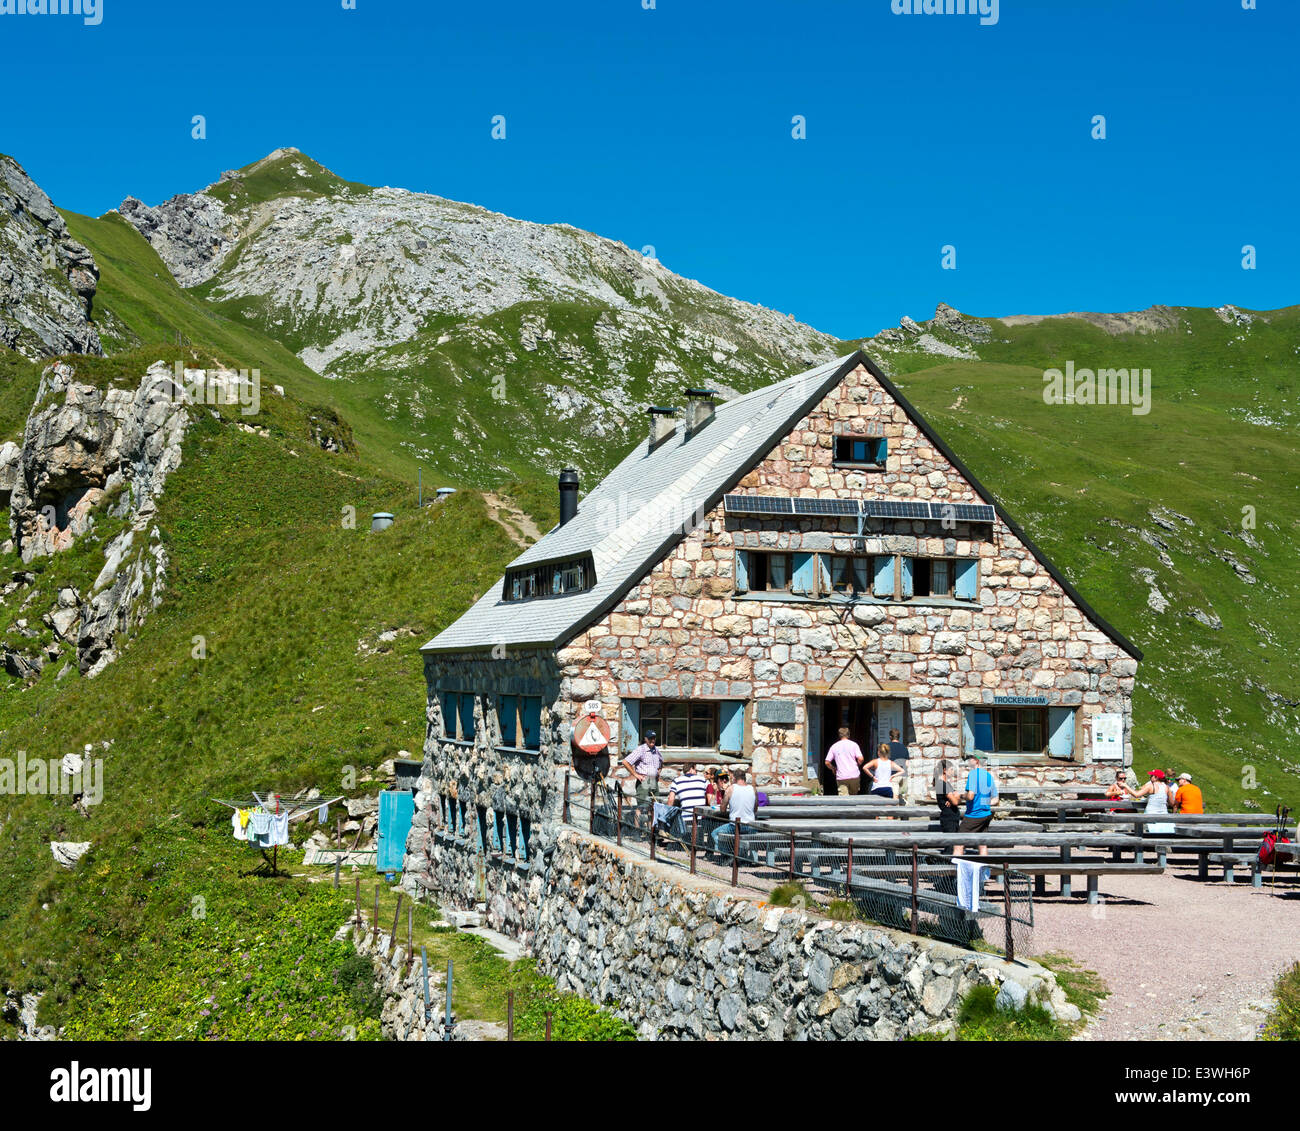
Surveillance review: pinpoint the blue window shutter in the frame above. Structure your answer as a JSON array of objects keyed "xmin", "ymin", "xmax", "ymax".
[
  {"xmin": 1048, "ymin": 707, "xmax": 1076, "ymax": 759},
  {"xmin": 961, "ymin": 706, "xmax": 975, "ymax": 754},
  {"xmin": 974, "ymin": 708, "xmax": 993, "ymax": 752},
  {"xmin": 792, "ymin": 552, "xmax": 816, "ymax": 595},
  {"xmin": 621, "ymin": 698, "xmax": 640, "ymax": 754},
  {"xmin": 458, "ymin": 694, "xmax": 475, "ymax": 741},
  {"xmin": 440, "ymin": 692, "xmax": 457, "ymax": 738},
  {"xmin": 955, "ymin": 558, "xmax": 978, "ymax": 600},
  {"xmin": 806, "ymin": 699, "xmax": 822, "ymax": 780},
  {"xmin": 521, "ymin": 697, "xmax": 542, "ymax": 750},
  {"xmin": 719, "ymin": 701, "xmax": 744, "ymax": 753},
  {"xmin": 499, "ymin": 695, "xmax": 517, "ymax": 746},
  {"xmin": 735, "ymin": 550, "xmax": 749, "ymax": 593},
  {"xmin": 901, "ymin": 557, "xmax": 914, "ymax": 599},
  {"xmin": 872, "ymin": 438, "xmax": 888, "ymax": 464},
  {"xmin": 873, "ymin": 555, "xmax": 894, "ymax": 598},
  {"xmin": 519, "ymin": 817, "xmax": 531, "ymax": 862},
  {"xmin": 817, "ymin": 555, "xmax": 832, "ymax": 593}
]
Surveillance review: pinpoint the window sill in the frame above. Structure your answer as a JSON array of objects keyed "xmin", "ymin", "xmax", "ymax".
[
  {"xmin": 440, "ymin": 737, "xmax": 476, "ymax": 749},
  {"xmin": 734, "ymin": 593, "xmax": 977, "ymax": 609},
  {"xmin": 830, "ymin": 462, "xmax": 886, "ymax": 472},
  {"xmin": 494, "ymin": 745, "xmax": 541, "ymax": 757}
]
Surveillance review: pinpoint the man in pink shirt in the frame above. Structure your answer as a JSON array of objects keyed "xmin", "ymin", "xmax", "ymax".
[{"xmin": 824, "ymin": 728, "xmax": 865, "ymax": 795}]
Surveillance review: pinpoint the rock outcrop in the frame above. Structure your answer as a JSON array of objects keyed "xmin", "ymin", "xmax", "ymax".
[
  {"xmin": 118, "ymin": 192, "xmax": 233, "ymax": 289},
  {"xmin": 2, "ymin": 359, "xmax": 190, "ymax": 678},
  {"xmin": 0, "ymin": 154, "xmax": 103, "ymax": 359}
]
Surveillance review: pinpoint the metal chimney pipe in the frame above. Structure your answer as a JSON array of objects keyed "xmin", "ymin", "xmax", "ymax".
[{"xmin": 558, "ymin": 468, "xmax": 579, "ymax": 526}]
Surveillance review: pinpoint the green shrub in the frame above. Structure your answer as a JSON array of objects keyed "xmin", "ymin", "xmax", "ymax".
[{"xmin": 1262, "ymin": 961, "xmax": 1300, "ymax": 1040}]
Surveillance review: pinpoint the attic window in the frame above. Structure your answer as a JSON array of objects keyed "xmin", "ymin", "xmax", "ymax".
[
  {"xmin": 834, "ymin": 435, "xmax": 887, "ymax": 466},
  {"xmin": 503, "ymin": 555, "xmax": 594, "ymax": 601}
]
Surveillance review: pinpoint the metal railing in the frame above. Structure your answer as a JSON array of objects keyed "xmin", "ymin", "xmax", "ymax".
[{"xmin": 562, "ymin": 773, "xmax": 1032, "ymax": 960}]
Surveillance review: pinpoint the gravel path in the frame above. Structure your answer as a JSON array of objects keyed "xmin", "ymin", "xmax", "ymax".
[{"xmin": 1027, "ymin": 864, "xmax": 1300, "ymax": 1040}]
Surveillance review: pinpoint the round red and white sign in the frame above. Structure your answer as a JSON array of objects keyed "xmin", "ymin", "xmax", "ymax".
[{"xmin": 573, "ymin": 712, "xmax": 610, "ymax": 754}]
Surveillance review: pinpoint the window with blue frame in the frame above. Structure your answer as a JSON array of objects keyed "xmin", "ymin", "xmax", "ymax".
[
  {"xmin": 967, "ymin": 706, "xmax": 1047, "ymax": 755},
  {"xmin": 833, "ymin": 434, "xmax": 887, "ymax": 466}
]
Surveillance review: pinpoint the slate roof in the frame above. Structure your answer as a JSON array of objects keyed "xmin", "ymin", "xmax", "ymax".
[{"xmin": 421, "ymin": 350, "xmax": 1142, "ymax": 661}]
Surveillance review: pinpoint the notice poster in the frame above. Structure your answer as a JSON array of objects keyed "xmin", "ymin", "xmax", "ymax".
[
  {"xmin": 1093, "ymin": 712, "xmax": 1124, "ymax": 761},
  {"xmin": 876, "ymin": 699, "xmax": 904, "ymax": 752}
]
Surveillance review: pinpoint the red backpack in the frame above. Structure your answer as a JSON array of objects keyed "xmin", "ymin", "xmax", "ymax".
[{"xmin": 1260, "ymin": 831, "xmax": 1292, "ymax": 866}]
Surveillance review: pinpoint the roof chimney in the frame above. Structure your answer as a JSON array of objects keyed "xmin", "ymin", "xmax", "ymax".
[
  {"xmin": 684, "ymin": 388, "xmax": 717, "ymax": 436},
  {"xmin": 647, "ymin": 406, "xmax": 679, "ymax": 452},
  {"xmin": 558, "ymin": 468, "xmax": 579, "ymax": 526}
]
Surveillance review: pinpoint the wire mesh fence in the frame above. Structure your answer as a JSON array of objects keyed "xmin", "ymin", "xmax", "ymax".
[{"xmin": 563, "ymin": 775, "xmax": 1032, "ymax": 960}]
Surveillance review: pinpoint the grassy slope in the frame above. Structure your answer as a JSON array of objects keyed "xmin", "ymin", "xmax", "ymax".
[{"xmin": 856, "ymin": 309, "xmax": 1299, "ymax": 807}]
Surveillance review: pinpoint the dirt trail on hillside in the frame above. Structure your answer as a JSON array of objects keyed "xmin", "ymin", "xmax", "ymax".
[
  {"xmin": 1027, "ymin": 865, "xmax": 1300, "ymax": 1040},
  {"xmin": 483, "ymin": 493, "xmax": 542, "ymax": 548}
]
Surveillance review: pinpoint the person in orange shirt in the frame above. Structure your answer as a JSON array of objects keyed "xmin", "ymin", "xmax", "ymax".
[{"xmin": 1174, "ymin": 773, "xmax": 1204, "ymax": 814}]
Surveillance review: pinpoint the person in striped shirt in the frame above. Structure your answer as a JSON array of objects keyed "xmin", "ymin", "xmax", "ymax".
[{"xmin": 668, "ymin": 765, "xmax": 709, "ymax": 812}]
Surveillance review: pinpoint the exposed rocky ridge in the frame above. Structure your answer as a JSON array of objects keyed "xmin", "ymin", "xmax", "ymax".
[
  {"xmin": 1, "ymin": 359, "xmax": 192, "ymax": 678},
  {"xmin": 0, "ymin": 154, "xmax": 103, "ymax": 359},
  {"xmin": 119, "ymin": 148, "xmax": 832, "ymax": 397}
]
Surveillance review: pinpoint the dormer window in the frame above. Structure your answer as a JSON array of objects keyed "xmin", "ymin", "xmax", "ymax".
[{"xmin": 503, "ymin": 555, "xmax": 595, "ymax": 602}]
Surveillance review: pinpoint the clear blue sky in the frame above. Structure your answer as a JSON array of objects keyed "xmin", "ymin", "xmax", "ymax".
[{"xmin": 3, "ymin": 0, "xmax": 1295, "ymax": 339}]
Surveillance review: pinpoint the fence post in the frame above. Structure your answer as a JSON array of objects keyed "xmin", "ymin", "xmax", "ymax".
[
  {"xmin": 546, "ymin": 1013, "xmax": 553, "ymax": 1042},
  {"xmin": 616, "ymin": 789, "xmax": 623, "ymax": 846},
  {"xmin": 444, "ymin": 959, "xmax": 454, "ymax": 1041},
  {"xmin": 731, "ymin": 819, "xmax": 741, "ymax": 887},
  {"xmin": 846, "ymin": 837, "xmax": 854, "ymax": 892},
  {"xmin": 589, "ymin": 779, "xmax": 596, "ymax": 834},
  {"xmin": 371, "ymin": 885, "xmax": 381, "ymax": 945},
  {"xmin": 333, "ymin": 855, "xmax": 341, "ymax": 890},
  {"xmin": 690, "ymin": 810, "xmax": 698, "ymax": 875},
  {"xmin": 1002, "ymin": 864, "xmax": 1014, "ymax": 962},
  {"xmin": 910, "ymin": 846, "xmax": 919, "ymax": 934},
  {"xmin": 563, "ymin": 771, "xmax": 571, "ymax": 824},
  {"xmin": 406, "ymin": 904, "xmax": 414, "ymax": 972},
  {"xmin": 789, "ymin": 831, "xmax": 795, "ymax": 880},
  {"xmin": 354, "ymin": 876, "xmax": 361, "ymax": 928},
  {"xmin": 650, "ymin": 814, "xmax": 657, "ymax": 861},
  {"xmin": 389, "ymin": 892, "xmax": 404, "ymax": 956},
  {"xmin": 507, "ymin": 990, "xmax": 515, "ymax": 1042}
]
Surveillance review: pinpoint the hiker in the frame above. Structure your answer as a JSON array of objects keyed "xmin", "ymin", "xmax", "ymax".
[
  {"xmin": 954, "ymin": 752, "xmax": 998, "ymax": 856},
  {"xmin": 933, "ymin": 758, "xmax": 963, "ymax": 833},
  {"xmin": 863, "ymin": 743, "xmax": 903, "ymax": 799},
  {"xmin": 1113, "ymin": 769, "xmax": 1175, "ymax": 834},
  {"xmin": 888, "ymin": 727, "xmax": 911, "ymax": 801},
  {"xmin": 1173, "ymin": 772, "xmax": 1204, "ymax": 814},
  {"xmin": 824, "ymin": 727, "xmax": 865, "ymax": 796},
  {"xmin": 621, "ymin": 729, "xmax": 662, "ymax": 829}
]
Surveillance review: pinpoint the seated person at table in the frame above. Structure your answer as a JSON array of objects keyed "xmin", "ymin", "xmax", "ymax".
[
  {"xmin": 863, "ymin": 744, "xmax": 902, "ymax": 799},
  {"xmin": 1173, "ymin": 772, "xmax": 1204, "ymax": 814},
  {"xmin": 1112, "ymin": 769, "xmax": 1175, "ymax": 834}
]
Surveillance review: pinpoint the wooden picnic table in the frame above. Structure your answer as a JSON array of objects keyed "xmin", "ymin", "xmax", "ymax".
[
  {"xmin": 757, "ymin": 818, "xmax": 1048, "ymax": 834},
  {"xmin": 1020, "ymin": 799, "xmax": 1140, "ymax": 813},
  {"xmin": 1084, "ymin": 812, "xmax": 1280, "ymax": 827}
]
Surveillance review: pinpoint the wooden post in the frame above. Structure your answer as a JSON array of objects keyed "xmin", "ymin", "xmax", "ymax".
[
  {"xmin": 616, "ymin": 790, "xmax": 623, "ymax": 846},
  {"xmin": 333, "ymin": 855, "xmax": 341, "ymax": 890},
  {"xmin": 846, "ymin": 838, "xmax": 854, "ymax": 892},
  {"xmin": 406, "ymin": 904, "xmax": 414, "ymax": 973},
  {"xmin": 336, "ymin": 816, "xmax": 342, "ymax": 848},
  {"xmin": 1002, "ymin": 863, "xmax": 1014, "ymax": 963},
  {"xmin": 650, "ymin": 816, "xmax": 657, "ymax": 861},
  {"xmin": 354, "ymin": 876, "xmax": 361, "ymax": 927},
  {"xmin": 910, "ymin": 846, "xmax": 919, "ymax": 934},
  {"xmin": 731, "ymin": 819, "xmax": 741, "ymax": 887},
  {"xmin": 690, "ymin": 810, "xmax": 698, "ymax": 875},
  {"xmin": 507, "ymin": 990, "xmax": 514, "ymax": 1042},
  {"xmin": 389, "ymin": 892, "xmax": 404, "ymax": 956},
  {"xmin": 563, "ymin": 772, "xmax": 571, "ymax": 824},
  {"xmin": 588, "ymin": 779, "xmax": 596, "ymax": 835},
  {"xmin": 788, "ymin": 831, "xmax": 795, "ymax": 880},
  {"xmin": 546, "ymin": 1012, "xmax": 553, "ymax": 1042},
  {"xmin": 371, "ymin": 884, "xmax": 381, "ymax": 945}
]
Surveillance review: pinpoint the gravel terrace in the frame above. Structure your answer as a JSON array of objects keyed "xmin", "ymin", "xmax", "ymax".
[{"xmin": 1027, "ymin": 864, "xmax": 1300, "ymax": 1040}]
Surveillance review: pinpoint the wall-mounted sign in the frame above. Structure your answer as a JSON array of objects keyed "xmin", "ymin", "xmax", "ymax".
[
  {"xmin": 1092, "ymin": 712, "xmax": 1124, "ymax": 761},
  {"xmin": 993, "ymin": 695, "xmax": 1049, "ymax": 706},
  {"xmin": 756, "ymin": 700, "xmax": 798, "ymax": 726},
  {"xmin": 573, "ymin": 711, "xmax": 610, "ymax": 755}
]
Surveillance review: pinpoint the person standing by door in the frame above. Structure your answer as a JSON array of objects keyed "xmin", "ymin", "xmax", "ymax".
[
  {"xmin": 824, "ymin": 728, "xmax": 865, "ymax": 795},
  {"xmin": 888, "ymin": 727, "xmax": 911, "ymax": 802}
]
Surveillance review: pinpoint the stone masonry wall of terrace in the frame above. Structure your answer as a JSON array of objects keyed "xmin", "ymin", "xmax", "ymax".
[
  {"xmin": 558, "ymin": 361, "xmax": 1136, "ymax": 782},
  {"xmin": 535, "ymin": 830, "xmax": 1077, "ymax": 1040}
]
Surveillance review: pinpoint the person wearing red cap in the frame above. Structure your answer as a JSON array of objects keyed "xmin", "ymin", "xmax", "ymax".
[{"xmin": 1112, "ymin": 769, "xmax": 1175, "ymax": 834}]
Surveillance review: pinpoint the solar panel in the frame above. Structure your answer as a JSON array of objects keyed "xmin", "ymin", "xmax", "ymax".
[
  {"xmin": 792, "ymin": 498, "xmax": 860, "ymax": 516},
  {"xmin": 929, "ymin": 502, "xmax": 996, "ymax": 524},
  {"xmin": 863, "ymin": 500, "xmax": 930, "ymax": 519},
  {"xmin": 723, "ymin": 494, "xmax": 794, "ymax": 515}
]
